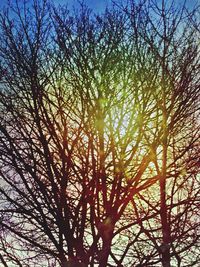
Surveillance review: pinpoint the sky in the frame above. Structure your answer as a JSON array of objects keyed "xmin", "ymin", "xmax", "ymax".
[
  {"xmin": 0, "ymin": 0, "xmax": 112, "ymax": 12},
  {"xmin": 0, "ymin": 0, "xmax": 199, "ymax": 14},
  {"xmin": 54, "ymin": 0, "xmax": 112, "ymax": 11}
]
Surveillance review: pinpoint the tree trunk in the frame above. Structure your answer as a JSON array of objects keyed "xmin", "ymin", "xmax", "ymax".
[{"xmin": 99, "ymin": 240, "xmax": 112, "ymax": 267}]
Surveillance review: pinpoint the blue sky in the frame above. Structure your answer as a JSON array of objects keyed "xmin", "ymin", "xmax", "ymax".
[
  {"xmin": 0, "ymin": 0, "xmax": 199, "ymax": 12},
  {"xmin": 54, "ymin": 0, "xmax": 112, "ymax": 11},
  {"xmin": 0, "ymin": 0, "xmax": 112, "ymax": 12}
]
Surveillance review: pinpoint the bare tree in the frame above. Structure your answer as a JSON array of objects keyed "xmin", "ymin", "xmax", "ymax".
[
  {"xmin": 113, "ymin": 1, "xmax": 200, "ymax": 266},
  {"xmin": 0, "ymin": 0, "xmax": 199, "ymax": 266}
]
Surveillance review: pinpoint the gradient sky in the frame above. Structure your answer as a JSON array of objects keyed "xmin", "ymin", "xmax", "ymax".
[
  {"xmin": 0, "ymin": 0, "xmax": 199, "ymax": 12},
  {"xmin": 0, "ymin": 0, "xmax": 112, "ymax": 12},
  {"xmin": 0, "ymin": 0, "xmax": 199, "ymax": 16}
]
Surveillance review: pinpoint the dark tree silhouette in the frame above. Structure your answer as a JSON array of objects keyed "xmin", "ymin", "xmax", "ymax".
[
  {"xmin": 0, "ymin": 0, "xmax": 199, "ymax": 266},
  {"xmin": 116, "ymin": 1, "xmax": 200, "ymax": 266}
]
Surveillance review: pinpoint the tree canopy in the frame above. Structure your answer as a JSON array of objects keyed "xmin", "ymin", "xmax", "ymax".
[{"xmin": 0, "ymin": 0, "xmax": 199, "ymax": 266}]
